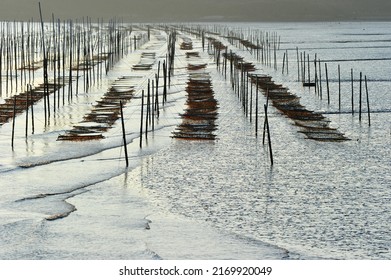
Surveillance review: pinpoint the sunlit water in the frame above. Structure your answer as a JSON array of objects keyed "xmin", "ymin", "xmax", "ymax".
[{"xmin": 0, "ymin": 22, "xmax": 390, "ymax": 259}]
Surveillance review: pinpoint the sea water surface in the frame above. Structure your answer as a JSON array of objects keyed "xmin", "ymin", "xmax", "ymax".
[{"xmin": 0, "ymin": 21, "xmax": 390, "ymax": 260}]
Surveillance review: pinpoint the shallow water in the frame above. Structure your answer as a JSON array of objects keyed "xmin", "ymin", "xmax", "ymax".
[{"xmin": 0, "ymin": 22, "xmax": 390, "ymax": 260}]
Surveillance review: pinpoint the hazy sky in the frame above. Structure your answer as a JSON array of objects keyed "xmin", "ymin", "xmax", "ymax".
[{"xmin": 1, "ymin": 0, "xmax": 390, "ymax": 22}]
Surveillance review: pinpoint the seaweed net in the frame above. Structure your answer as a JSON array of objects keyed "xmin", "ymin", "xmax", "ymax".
[
  {"xmin": 251, "ymin": 75, "xmax": 350, "ymax": 142},
  {"xmin": 57, "ymin": 76, "xmax": 135, "ymax": 141},
  {"xmin": 172, "ymin": 46, "xmax": 218, "ymax": 140}
]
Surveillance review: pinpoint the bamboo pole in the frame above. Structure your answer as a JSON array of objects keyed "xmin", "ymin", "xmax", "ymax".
[
  {"xmin": 46, "ymin": 49, "xmax": 50, "ymax": 119},
  {"xmin": 151, "ymin": 80, "xmax": 155, "ymax": 131},
  {"xmin": 21, "ymin": 23, "xmax": 26, "ymax": 91},
  {"xmin": 246, "ymin": 71, "xmax": 249, "ymax": 118},
  {"xmin": 255, "ymin": 76, "xmax": 259, "ymax": 137},
  {"xmin": 314, "ymin": 55, "xmax": 318, "ymax": 95},
  {"xmin": 11, "ymin": 96, "xmax": 16, "ymax": 149},
  {"xmin": 68, "ymin": 20, "xmax": 73, "ymax": 101},
  {"xmin": 39, "ymin": 2, "xmax": 50, "ymax": 124},
  {"xmin": 262, "ymin": 88, "xmax": 269, "ymax": 146},
  {"xmin": 358, "ymin": 72, "xmax": 362, "ymax": 122},
  {"xmin": 13, "ymin": 29, "xmax": 18, "ymax": 93},
  {"xmin": 120, "ymin": 100, "xmax": 129, "ymax": 167},
  {"xmin": 286, "ymin": 50, "xmax": 288, "ymax": 74},
  {"xmin": 0, "ymin": 37, "xmax": 2, "ymax": 97},
  {"xmin": 365, "ymin": 75, "xmax": 371, "ymax": 126},
  {"xmin": 163, "ymin": 59, "xmax": 167, "ymax": 103},
  {"xmin": 57, "ymin": 19, "xmax": 61, "ymax": 106},
  {"xmin": 30, "ymin": 84, "xmax": 34, "ymax": 134},
  {"xmin": 307, "ymin": 54, "xmax": 310, "ymax": 85},
  {"xmin": 296, "ymin": 47, "xmax": 300, "ymax": 82},
  {"xmin": 146, "ymin": 79, "xmax": 150, "ymax": 139},
  {"xmin": 338, "ymin": 64, "xmax": 341, "ymax": 111},
  {"xmin": 274, "ymin": 42, "xmax": 277, "ymax": 70},
  {"xmin": 52, "ymin": 15, "xmax": 57, "ymax": 111},
  {"xmin": 140, "ymin": 90, "xmax": 144, "ymax": 148},
  {"xmin": 76, "ymin": 24, "xmax": 81, "ymax": 95},
  {"xmin": 351, "ymin": 68, "xmax": 354, "ymax": 115},
  {"xmin": 25, "ymin": 85, "xmax": 29, "ymax": 138},
  {"xmin": 264, "ymin": 104, "xmax": 273, "ymax": 166},
  {"xmin": 325, "ymin": 63, "xmax": 330, "ymax": 104},
  {"xmin": 302, "ymin": 52, "xmax": 306, "ymax": 83},
  {"xmin": 250, "ymin": 74, "xmax": 253, "ymax": 123},
  {"xmin": 155, "ymin": 73, "xmax": 159, "ymax": 118},
  {"xmin": 224, "ymin": 47, "xmax": 228, "ymax": 79},
  {"xmin": 27, "ymin": 22, "xmax": 31, "ymax": 86},
  {"xmin": 6, "ymin": 39, "xmax": 10, "ymax": 95},
  {"xmin": 318, "ymin": 59, "xmax": 322, "ymax": 100}
]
